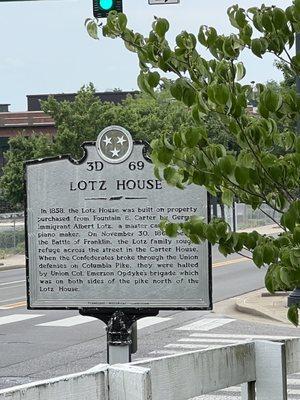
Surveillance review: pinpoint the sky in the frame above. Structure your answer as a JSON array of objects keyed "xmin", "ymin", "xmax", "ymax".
[{"xmin": 0, "ymin": 0, "xmax": 294, "ymax": 111}]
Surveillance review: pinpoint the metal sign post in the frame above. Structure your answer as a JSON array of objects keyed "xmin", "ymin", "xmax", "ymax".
[{"xmin": 79, "ymin": 308, "xmax": 158, "ymax": 363}]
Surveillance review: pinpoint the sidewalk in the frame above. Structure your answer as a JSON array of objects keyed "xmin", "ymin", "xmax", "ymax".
[
  {"xmin": 235, "ymin": 289, "xmax": 290, "ymax": 325},
  {"xmin": 0, "ymin": 254, "xmax": 25, "ymax": 271}
]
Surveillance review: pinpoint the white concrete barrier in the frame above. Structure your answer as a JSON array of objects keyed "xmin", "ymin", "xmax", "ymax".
[
  {"xmin": 0, "ymin": 364, "xmax": 108, "ymax": 400},
  {"xmin": 1, "ymin": 338, "xmax": 299, "ymax": 400}
]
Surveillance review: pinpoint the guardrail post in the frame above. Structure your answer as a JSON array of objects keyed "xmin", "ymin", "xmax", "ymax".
[
  {"xmin": 109, "ymin": 365, "xmax": 152, "ymax": 400},
  {"xmin": 255, "ymin": 340, "xmax": 287, "ymax": 400},
  {"xmin": 241, "ymin": 381, "xmax": 255, "ymax": 400}
]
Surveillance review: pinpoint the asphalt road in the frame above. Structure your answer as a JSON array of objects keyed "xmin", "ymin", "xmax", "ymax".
[{"xmin": 0, "ymin": 255, "xmax": 271, "ymax": 389}]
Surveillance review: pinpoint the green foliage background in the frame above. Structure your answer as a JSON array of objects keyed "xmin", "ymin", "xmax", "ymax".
[{"xmin": 85, "ymin": 0, "xmax": 300, "ymax": 324}]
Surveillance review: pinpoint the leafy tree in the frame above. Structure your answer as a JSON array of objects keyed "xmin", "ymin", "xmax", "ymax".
[
  {"xmin": 0, "ymin": 135, "xmax": 54, "ymax": 207},
  {"xmin": 0, "ymin": 84, "xmax": 192, "ymax": 207},
  {"xmin": 86, "ymin": 1, "xmax": 300, "ymax": 324},
  {"xmin": 275, "ymin": 59, "xmax": 296, "ymax": 88}
]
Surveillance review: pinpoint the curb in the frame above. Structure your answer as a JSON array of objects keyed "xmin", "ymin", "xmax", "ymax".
[
  {"xmin": 0, "ymin": 265, "xmax": 25, "ymax": 272},
  {"xmin": 235, "ymin": 296, "xmax": 289, "ymax": 325}
]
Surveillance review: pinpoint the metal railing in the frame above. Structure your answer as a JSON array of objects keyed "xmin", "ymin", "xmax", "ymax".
[{"xmin": 0, "ymin": 212, "xmax": 24, "ymax": 258}]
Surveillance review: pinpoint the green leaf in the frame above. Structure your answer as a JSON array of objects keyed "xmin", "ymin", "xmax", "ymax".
[
  {"xmin": 170, "ymin": 80, "xmax": 183, "ymax": 101},
  {"xmin": 251, "ymin": 38, "xmax": 263, "ymax": 58},
  {"xmin": 295, "ymin": 0, "xmax": 300, "ymax": 14},
  {"xmin": 261, "ymin": 12, "xmax": 273, "ymax": 32},
  {"xmin": 234, "ymin": 166, "xmax": 249, "ymax": 185},
  {"xmin": 86, "ymin": 21, "xmax": 99, "ymax": 40},
  {"xmin": 272, "ymin": 8, "xmax": 286, "ymax": 29},
  {"xmin": 281, "ymin": 212, "xmax": 296, "ymax": 232},
  {"xmin": 236, "ymin": 9, "xmax": 247, "ymax": 28},
  {"xmin": 263, "ymin": 244, "xmax": 275, "ymax": 264},
  {"xmin": 137, "ymin": 73, "xmax": 154, "ymax": 97},
  {"xmin": 206, "ymin": 224, "xmax": 217, "ymax": 244},
  {"xmin": 235, "ymin": 62, "xmax": 246, "ymax": 81},
  {"xmin": 288, "ymin": 304, "xmax": 299, "ymax": 327},
  {"xmin": 182, "ymin": 88, "xmax": 196, "ymax": 107},
  {"xmin": 223, "ymin": 37, "xmax": 237, "ymax": 58},
  {"xmin": 189, "ymin": 234, "xmax": 201, "ymax": 244},
  {"xmin": 173, "ymin": 132, "xmax": 182, "ymax": 148},
  {"xmin": 118, "ymin": 13, "xmax": 127, "ymax": 32},
  {"xmin": 154, "ymin": 166, "xmax": 162, "ymax": 181},
  {"xmin": 147, "ymin": 71, "xmax": 160, "ymax": 88},
  {"xmin": 265, "ymin": 265, "xmax": 277, "ymax": 293},
  {"xmin": 157, "ymin": 148, "xmax": 173, "ymax": 165},
  {"xmin": 262, "ymin": 89, "xmax": 282, "ymax": 112},
  {"xmin": 163, "ymin": 166, "xmax": 177, "ymax": 182},
  {"xmin": 219, "ymin": 155, "xmax": 236, "ymax": 175},
  {"xmin": 214, "ymin": 84, "xmax": 230, "ymax": 106},
  {"xmin": 221, "ymin": 189, "xmax": 234, "ymax": 206},
  {"xmin": 216, "ymin": 221, "xmax": 228, "ymax": 238},
  {"xmin": 165, "ymin": 223, "xmax": 178, "ymax": 238},
  {"xmin": 252, "ymin": 11, "xmax": 264, "ymax": 32},
  {"xmin": 183, "ymin": 128, "xmax": 201, "ymax": 147},
  {"xmin": 189, "ymin": 218, "xmax": 206, "ymax": 239},
  {"xmin": 293, "ymin": 226, "xmax": 300, "ymax": 244},
  {"xmin": 154, "ymin": 18, "xmax": 169, "ymax": 37},
  {"xmin": 193, "ymin": 171, "xmax": 206, "ymax": 186},
  {"xmin": 245, "ymin": 231, "xmax": 258, "ymax": 250},
  {"xmin": 253, "ymin": 246, "xmax": 264, "ymax": 267},
  {"xmin": 198, "ymin": 26, "xmax": 207, "ymax": 46}
]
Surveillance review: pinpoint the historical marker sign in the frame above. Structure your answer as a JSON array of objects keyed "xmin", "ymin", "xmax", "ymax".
[{"xmin": 25, "ymin": 126, "xmax": 211, "ymax": 310}]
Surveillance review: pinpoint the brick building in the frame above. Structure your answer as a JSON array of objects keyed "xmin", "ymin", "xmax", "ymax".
[
  {"xmin": 0, "ymin": 91, "xmax": 139, "ymax": 168},
  {"xmin": 0, "ymin": 91, "xmax": 138, "ymax": 212}
]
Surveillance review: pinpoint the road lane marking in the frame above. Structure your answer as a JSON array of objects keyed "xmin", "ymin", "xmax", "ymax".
[
  {"xmin": 165, "ymin": 343, "xmax": 208, "ymax": 349},
  {"xmin": 176, "ymin": 318, "xmax": 235, "ymax": 331},
  {"xmin": 178, "ymin": 338, "xmax": 239, "ymax": 344},
  {"xmin": 0, "ymin": 297, "xmax": 25, "ymax": 304},
  {"xmin": 149, "ymin": 350, "xmax": 181, "ymax": 355},
  {"xmin": 212, "ymin": 257, "xmax": 251, "ymax": 268},
  {"xmin": 0, "ymin": 314, "xmax": 43, "ymax": 325},
  {"xmin": 0, "ymin": 284, "xmax": 24, "ymax": 290},
  {"xmin": 137, "ymin": 317, "xmax": 172, "ymax": 329},
  {"xmin": 189, "ymin": 333, "xmax": 299, "ymax": 340},
  {"xmin": 0, "ymin": 301, "xmax": 27, "ymax": 309},
  {"xmin": 37, "ymin": 315, "xmax": 96, "ymax": 327},
  {"xmin": 0, "ymin": 280, "xmax": 25, "ymax": 287},
  {"xmin": 37, "ymin": 315, "xmax": 173, "ymax": 328}
]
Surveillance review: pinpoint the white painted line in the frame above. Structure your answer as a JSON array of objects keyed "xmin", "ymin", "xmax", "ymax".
[
  {"xmin": 37, "ymin": 315, "xmax": 173, "ymax": 328},
  {"xmin": 0, "ymin": 280, "xmax": 25, "ymax": 287},
  {"xmin": 0, "ymin": 284, "xmax": 24, "ymax": 290},
  {"xmin": 178, "ymin": 338, "xmax": 239, "ymax": 344},
  {"xmin": 189, "ymin": 333, "xmax": 299, "ymax": 340},
  {"xmin": 164, "ymin": 343, "xmax": 209, "ymax": 349},
  {"xmin": 0, "ymin": 297, "xmax": 25, "ymax": 305},
  {"xmin": 37, "ymin": 315, "xmax": 96, "ymax": 327},
  {"xmin": 0, "ymin": 314, "xmax": 43, "ymax": 326},
  {"xmin": 137, "ymin": 317, "xmax": 172, "ymax": 329},
  {"xmin": 176, "ymin": 318, "xmax": 235, "ymax": 331},
  {"xmin": 149, "ymin": 350, "xmax": 182, "ymax": 355}
]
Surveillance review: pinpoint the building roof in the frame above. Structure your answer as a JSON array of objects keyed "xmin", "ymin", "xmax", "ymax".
[{"xmin": 27, "ymin": 91, "xmax": 139, "ymax": 111}]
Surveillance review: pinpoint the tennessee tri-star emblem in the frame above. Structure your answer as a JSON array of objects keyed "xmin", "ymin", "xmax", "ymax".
[{"xmin": 96, "ymin": 125, "xmax": 133, "ymax": 164}]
